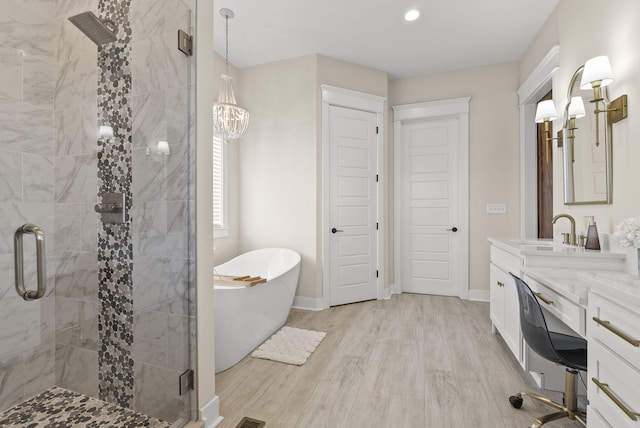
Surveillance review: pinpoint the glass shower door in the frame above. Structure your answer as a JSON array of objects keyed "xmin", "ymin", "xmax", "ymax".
[
  {"xmin": 1, "ymin": 0, "xmax": 195, "ymax": 424},
  {"xmin": 0, "ymin": 0, "xmax": 58, "ymax": 413},
  {"xmin": 129, "ymin": 0, "xmax": 196, "ymax": 423}
]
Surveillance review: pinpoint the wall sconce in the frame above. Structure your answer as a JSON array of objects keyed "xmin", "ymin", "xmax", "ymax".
[
  {"xmin": 566, "ymin": 96, "xmax": 586, "ymax": 138},
  {"xmin": 98, "ymin": 125, "xmax": 114, "ymax": 142},
  {"xmin": 579, "ymin": 55, "xmax": 628, "ymax": 146},
  {"xmin": 145, "ymin": 141, "xmax": 170, "ymax": 158},
  {"xmin": 535, "ymin": 99, "xmax": 558, "ymax": 163},
  {"xmin": 156, "ymin": 141, "xmax": 170, "ymax": 155},
  {"xmin": 565, "ymin": 97, "xmax": 586, "ymax": 163}
]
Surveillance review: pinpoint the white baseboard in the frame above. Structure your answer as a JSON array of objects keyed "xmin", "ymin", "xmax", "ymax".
[
  {"xmin": 200, "ymin": 395, "xmax": 223, "ymax": 427},
  {"xmin": 292, "ymin": 296, "xmax": 325, "ymax": 311},
  {"xmin": 379, "ymin": 286, "xmax": 392, "ymax": 300},
  {"xmin": 468, "ymin": 289, "xmax": 490, "ymax": 302},
  {"xmin": 390, "ymin": 283, "xmax": 401, "ymax": 295}
]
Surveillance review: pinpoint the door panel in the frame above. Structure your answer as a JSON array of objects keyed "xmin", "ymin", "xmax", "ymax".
[
  {"xmin": 329, "ymin": 105, "xmax": 377, "ymax": 306},
  {"xmin": 402, "ymin": 118, "xmax": 460, "ymax": 296}
]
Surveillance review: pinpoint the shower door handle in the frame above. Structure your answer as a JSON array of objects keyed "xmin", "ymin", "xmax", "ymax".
[{"xmin": 14, "ymin": 224, "xmax": 47, "ymax": 301}]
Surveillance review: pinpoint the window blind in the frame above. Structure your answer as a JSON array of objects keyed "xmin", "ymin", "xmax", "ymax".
[{"xmin": 213, "ymin": 134, "xmax": 224, "ymax": 230}]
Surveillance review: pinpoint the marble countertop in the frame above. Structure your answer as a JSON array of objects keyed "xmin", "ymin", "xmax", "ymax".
[
  {"xmin": 524, "ymin": 267, "xmax": 640, "ymax": 312},
  {"xmin": 578, "ymin": 270, "xmax": 640, "ymax": 311},
  {"xmin": 524, "ymin": 267, "xmax": 591, "ymax": 306},
  {"xmin": 489, "ymin": 237, "xmax": 626, "ymax": 260}
]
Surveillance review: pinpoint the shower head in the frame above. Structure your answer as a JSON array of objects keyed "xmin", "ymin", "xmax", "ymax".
[{"xmin": 68, "ymin": 11, "xmax": 117, "ymax": 46}]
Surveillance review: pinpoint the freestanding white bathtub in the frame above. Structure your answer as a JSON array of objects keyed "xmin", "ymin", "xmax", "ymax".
[{"xmin": 214, "ymin": 248, "xmax": 301, "ymax": 372}]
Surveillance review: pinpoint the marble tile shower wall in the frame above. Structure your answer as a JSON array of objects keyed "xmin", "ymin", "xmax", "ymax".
[
  {"xmin": 53, "ymin": 0, "xmax": 100, "ymax": 401},
  {"xmin": 0, "ymin": 0, "xmax": 57, "ymax": 414}
]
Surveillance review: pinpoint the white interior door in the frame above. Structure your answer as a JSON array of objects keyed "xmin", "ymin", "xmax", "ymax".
[
  {"xmin": 401, "ymin": 118, "xmax": 461, "ymax": 296},
  {"xmin": 329, "ymin": 105, "xmax": 378, "ymax": 306}
]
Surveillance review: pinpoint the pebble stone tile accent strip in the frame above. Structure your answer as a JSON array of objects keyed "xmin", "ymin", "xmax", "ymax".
[
  {"xmin": 96, "ymin": 0, "xmax": 135, "ymax": 408},
  {"xmin": 0, "ymin": 387, "xmax": 170, "ymax": 428}
]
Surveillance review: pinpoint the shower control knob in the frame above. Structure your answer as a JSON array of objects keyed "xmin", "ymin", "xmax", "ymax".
[{"xmin": 331, "ymin": 228, "xmax": 344, "ymax": 234}]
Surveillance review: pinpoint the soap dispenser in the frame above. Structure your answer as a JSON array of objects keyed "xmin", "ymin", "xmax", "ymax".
[{"xmin": 585, "ymin": 217, "xmax": 601, "ymax": 250}]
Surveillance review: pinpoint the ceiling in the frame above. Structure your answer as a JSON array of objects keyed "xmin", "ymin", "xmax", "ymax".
[{"xmin": 213, "ymin": 0, "xmax": 559, "ymax": 80}]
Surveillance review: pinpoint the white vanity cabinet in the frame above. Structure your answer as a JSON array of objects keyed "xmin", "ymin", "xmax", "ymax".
[
  {"xmin": 489, "ymin": 245, "xmax": 523, "ymax": 363},
  {"xmin": 588, "ymin": 292, "xmax": 640, "ymax": 427},
  {"xmin": 488, "ymin": 238, "xmax": 626, "ymax": 391}
]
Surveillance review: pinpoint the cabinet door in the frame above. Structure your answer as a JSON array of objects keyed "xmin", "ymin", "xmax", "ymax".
[
  {"xmin": 589, "ymin": 340, "xmax": 640, "ymax": 428},
  {"xmin": 489, "ymin": 262, "xmax": 505, "ymax": 333},
  {"xmin": 502, "ymin": 272, "xmax": 522, "ymax": 362}
]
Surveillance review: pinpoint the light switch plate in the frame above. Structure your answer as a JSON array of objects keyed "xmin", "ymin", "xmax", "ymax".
[{"xmin": 487, "ymin": 203, "xmax": 507, "ymax": 214}]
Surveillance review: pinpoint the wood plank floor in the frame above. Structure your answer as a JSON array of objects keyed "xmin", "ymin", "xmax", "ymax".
[{"xmin": 215, "ymin": 294, "xmax": 585, "ymax": 427}]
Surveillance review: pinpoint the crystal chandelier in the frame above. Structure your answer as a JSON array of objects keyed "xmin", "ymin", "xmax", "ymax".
[{"xmin": 213, "ymin": 8, "xmax": 249, "ymax": 139}]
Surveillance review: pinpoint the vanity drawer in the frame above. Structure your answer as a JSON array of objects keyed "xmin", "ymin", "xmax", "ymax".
[
  {"xmin": 587, "ymin": 405, "xmax": 614, "ymax": 428},
  {"xmin": 589, "ymin": 340, "xmax": 640, "ymax": 428},
  {"xmin": 589, "ymin": 293, "xmax": 640, "ymax": 368},
  {"xmin": 525, "ymin": 277, "xmax": 585, "ymax": 336}
]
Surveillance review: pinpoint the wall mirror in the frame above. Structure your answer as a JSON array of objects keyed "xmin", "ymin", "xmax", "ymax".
[{"xmin": 561, "ymin": 67, "xmax": 613, "ymax": 204}]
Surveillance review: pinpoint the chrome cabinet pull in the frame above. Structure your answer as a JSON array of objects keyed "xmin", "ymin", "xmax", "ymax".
[
  {"xmin": 534, "ymin": 292, "xmax": 554, "ymax": 305},
  {"xmin": 592, "ymin": 377, "xmax": 640, "ymax": 421},
  {"xmin": 593, "ymin": 317, "xmax": 640, "ymax": 347},
  {"xmin": 14, "ymin": 224, "xmax": 47, "ymax": 301}
]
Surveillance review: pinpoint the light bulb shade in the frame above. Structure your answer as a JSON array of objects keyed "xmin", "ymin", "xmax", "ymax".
[
  {"xmin": 98, "ymin": 125, "xmax": 114, "ymax": 140},
  {"xmin": 568, "ymin": 96, "xmax": 586, "ymax": 119},
  {"xmin": 213, "ymin": 74, "xmax": 249, "ymax": 139},
  {"xmin": 156, "ymin": 140, "xmax": 170, "ymax": 154},
  {"xmin": 579, "ymin": 55, "xmax": 614, "ymax": 89},
  {"xmin": 535, "ymin": 100, "xmax": 557, "ymax": 123}
]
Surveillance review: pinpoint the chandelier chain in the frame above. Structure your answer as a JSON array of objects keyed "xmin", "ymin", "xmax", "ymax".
[{"xmin": 225, "ymin": 14, "xmax": 229, "ymax": 75}]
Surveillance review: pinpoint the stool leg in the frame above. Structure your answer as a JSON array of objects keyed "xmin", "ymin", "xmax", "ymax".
[{"xmin": 565, "ymin": 368, "xmax": 578, "ymax": 414}]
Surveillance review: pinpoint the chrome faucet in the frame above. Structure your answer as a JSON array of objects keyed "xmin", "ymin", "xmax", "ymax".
[{"xmin": 552, "ymin": 214, "xmax": 576, "ymax": 245}]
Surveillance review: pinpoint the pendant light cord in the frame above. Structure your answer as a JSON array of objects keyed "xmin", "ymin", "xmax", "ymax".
[{"xmin": 225, "ymin": 15, "xmax": 229, "ymax": 75}]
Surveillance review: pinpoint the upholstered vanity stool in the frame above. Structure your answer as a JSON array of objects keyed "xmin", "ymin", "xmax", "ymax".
[{"xmin": 508, "ymin": 273, "xmax": 588, "ymax": 428}]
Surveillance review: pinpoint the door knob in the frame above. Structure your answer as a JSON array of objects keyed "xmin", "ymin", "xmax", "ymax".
[
  {"xmin": 446, "ymin": 227, "xmax": 458, "ymax": 232},
  {"xmin": 331, "ymin": 227, "xmax": 344, "ymax": 233}
]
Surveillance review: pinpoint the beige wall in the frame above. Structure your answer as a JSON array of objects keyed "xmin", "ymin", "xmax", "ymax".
[
  {"xmin": 212, "ymin": 52, "xmax": 240, "ymax": 267},
  {"xmin": 519, "ymin": 5, "xmax": 560, "ymax": 84},
  {"xmin": 390, "ymin": 63, "xmax": 521, "ymax": 291},
  {"xmin": 195, "ymin": 0, "xmax": 215, "ymax": 416},
  {"xmin": 234, "ymin": 54, "xmax": 389, "ymax": 300},
  {"xmin": 230, "ymin": 0, "xmax": 640, "ymax": 298},
  {"xmin": 520, "ymin": 0, "xmax": 640, "ymax": 248},
  {"xmin": 236, "ymin": 57, "xmax": 520, "ymax": 296},
  {"xmin": 237, "ymin": 55, "xmax": 319, "ymax": 298}
]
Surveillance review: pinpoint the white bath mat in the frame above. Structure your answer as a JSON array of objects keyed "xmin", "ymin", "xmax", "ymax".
[{"xmin": 251, "ymin": 326, "xmax": 326, "ymax": 366}]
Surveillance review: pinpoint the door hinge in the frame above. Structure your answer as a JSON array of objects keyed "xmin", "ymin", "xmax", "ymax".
[
  {"xmin": 376, "ymin": 126, "xmax": 379, "ymax": 134},
  {"xmin": 376, "ymin": 222, "xmax": 379, "ymax": 230},
  {"xmin": 178, "ymin": 29, "xmax": 193, "ymax": 56},
  {"xmin": 376, "ymin": 174, "xmax": 379, "ymax": 182},
  {"xmin": 376, "ymin": 270, "xmax": 379, "ymax": 278},
  {"xmin": 179, "ymin": 369, "xmax": 194, "ymax": 395}
]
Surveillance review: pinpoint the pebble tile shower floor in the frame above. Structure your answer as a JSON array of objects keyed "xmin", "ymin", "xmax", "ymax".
[{"xmin": 0, "ymin": 387, "xmax": 171, "ymax": 427}]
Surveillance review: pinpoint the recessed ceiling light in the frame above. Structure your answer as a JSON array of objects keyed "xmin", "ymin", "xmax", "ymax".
[{"xmin": 404, "ymin": 9, "xmax": 420, "ymax": 22}]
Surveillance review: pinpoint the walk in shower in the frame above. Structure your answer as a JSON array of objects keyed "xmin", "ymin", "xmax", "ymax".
[{"xmin": 0, "ymin": 0, "xmax": 195, "ymax": 424}]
